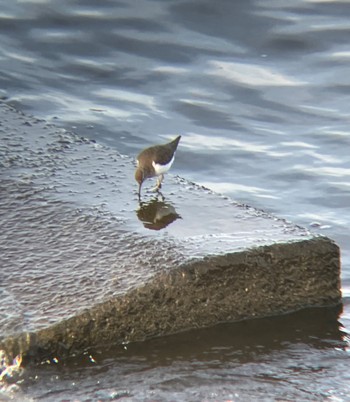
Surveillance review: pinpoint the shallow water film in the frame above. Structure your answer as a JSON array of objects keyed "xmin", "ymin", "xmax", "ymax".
[{"xmin": 1, "ymin": 0, "xmax": 350, "ymax": 400}]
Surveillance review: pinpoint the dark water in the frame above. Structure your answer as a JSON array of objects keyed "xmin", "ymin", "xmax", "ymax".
[{"xmin": 1, "ymin": 0, "xmax": 350, "ymax": 400}]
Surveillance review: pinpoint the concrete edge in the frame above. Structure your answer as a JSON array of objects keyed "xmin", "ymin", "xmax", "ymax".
[{"xmin": 1, "ymin": 236, "xmax": 341, "ymax": 361}]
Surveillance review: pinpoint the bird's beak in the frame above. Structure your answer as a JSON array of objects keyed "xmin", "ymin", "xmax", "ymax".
[{"xmin": 138, "ymin": 182, "xmax": 142, "ymax": 200}]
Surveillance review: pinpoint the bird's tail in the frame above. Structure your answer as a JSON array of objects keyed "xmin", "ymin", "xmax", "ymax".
[{"xmin": 171, "ymin": 135, "xmax": 181, "ymax": 150}]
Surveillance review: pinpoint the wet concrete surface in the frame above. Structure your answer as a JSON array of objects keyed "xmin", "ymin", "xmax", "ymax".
[{"xmin": 0, "ymin": 103, "xmax": 341, "ymax": 359}]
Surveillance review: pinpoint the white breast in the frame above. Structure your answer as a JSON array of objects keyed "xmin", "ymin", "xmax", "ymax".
[{"xmin": 152, "ymin": 154, "xmax": 175, "ymax": 175}]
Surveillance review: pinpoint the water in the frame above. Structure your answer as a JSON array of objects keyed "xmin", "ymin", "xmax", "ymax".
[{"xmin": 1, "ymin": 0, "xmax": 350, "ymax": 400}]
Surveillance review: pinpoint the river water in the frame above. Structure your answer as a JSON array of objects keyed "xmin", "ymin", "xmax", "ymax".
[{"xmin": 1, "ymin": 0, "xmax": 350, "ymax": 400}]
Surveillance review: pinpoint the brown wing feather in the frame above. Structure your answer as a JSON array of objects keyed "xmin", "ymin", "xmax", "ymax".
[{"xmin": 137, "ymin": 135, "xmax": 181, "ymax": 166}]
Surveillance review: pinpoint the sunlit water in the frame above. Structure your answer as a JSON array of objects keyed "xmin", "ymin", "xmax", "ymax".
[{"xmin": 1, "ymin": 0, "xmax": 350, "ymax": 400}]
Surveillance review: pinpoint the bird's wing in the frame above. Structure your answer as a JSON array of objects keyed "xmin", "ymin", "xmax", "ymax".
[{"xmin": 152, "ymin": 145, "xmax": 174, "ymax": 165}]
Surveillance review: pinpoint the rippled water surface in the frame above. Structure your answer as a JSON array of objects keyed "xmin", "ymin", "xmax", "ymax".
[{"xmin": 1, "ymin": 0, "xmax": 350, "ymax": 400}]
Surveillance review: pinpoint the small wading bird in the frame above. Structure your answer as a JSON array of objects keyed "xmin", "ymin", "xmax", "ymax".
[{"xmin": 135, "ymin": 135, "xmax": 181, "ymax": 198}]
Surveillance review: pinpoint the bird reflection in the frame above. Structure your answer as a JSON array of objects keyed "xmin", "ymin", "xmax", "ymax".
[{"xmin": 136, "ymin": 195, "xmax": 181, "ymax": 230}]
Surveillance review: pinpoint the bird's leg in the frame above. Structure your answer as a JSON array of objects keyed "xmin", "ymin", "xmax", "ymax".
[
  {"xmin": 149, "ymin": 174, "xmax": 164, "ymax": 193},
  {"xmin": 156, "ymin": 174, "xmax": 164, "ymax": 190},
  {"xmin": 157, "ymin": 191, "xmax": 165, "ymax": 202},
  {"xmin": 150, "ymin": 174, "xmax": 164, "ymax": 192}
]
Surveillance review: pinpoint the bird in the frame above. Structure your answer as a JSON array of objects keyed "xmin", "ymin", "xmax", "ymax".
[{"xmin": 135, "ymin": 135, "xmax": 181, "ymax": 198}]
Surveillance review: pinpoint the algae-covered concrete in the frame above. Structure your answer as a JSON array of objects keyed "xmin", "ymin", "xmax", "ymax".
[{"xmin": 0, "ymin": 103, "xmax": 341, "ymax": 359}]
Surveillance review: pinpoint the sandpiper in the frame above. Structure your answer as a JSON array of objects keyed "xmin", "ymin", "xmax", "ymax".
[{"xmin": 135, "ymin": 135, "xmax": 181, "ymax": 197}]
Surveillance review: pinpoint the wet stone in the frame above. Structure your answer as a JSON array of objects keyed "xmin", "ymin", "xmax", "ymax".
[{"xmin": 0, "ymin": 102, "xmax": 341, "ymax": 360}]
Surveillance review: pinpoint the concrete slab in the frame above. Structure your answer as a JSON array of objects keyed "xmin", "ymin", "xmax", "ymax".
[{"xmin": 0, "ymin": 103, "xmax": 341, "ymax": 359}]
